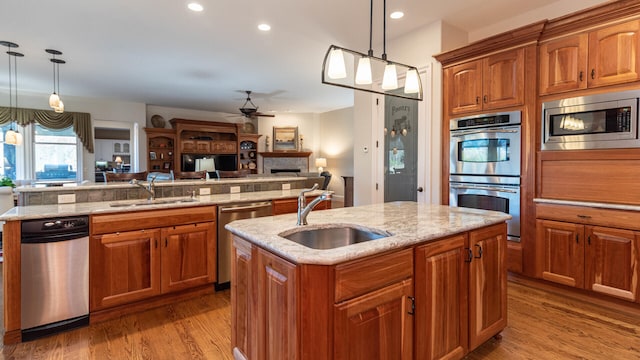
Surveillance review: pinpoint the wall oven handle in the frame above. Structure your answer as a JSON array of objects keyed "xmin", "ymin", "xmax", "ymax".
[
  {"xmin": 451, "ymin": 128, "xmax": 519, "ymax": 137},
  {"xmin": 450, "ymin": 183, "xmax": 518, "ymax": 193}
]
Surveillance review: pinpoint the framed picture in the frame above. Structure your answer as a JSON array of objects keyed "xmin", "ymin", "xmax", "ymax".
[
  {"xmin": 163, "ymin": 162, "xmax": 171, "ymax": 170},
  {"xmin": 149, "ymin": 151, "xmax": 157, "ymax": 160},
  {"xmin": 273, "ymin": 126, "xmax": 298, "ymax": 151}
]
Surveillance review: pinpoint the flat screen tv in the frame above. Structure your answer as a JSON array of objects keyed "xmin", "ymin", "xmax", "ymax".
[{"xmin": 181, "ymin": 154, "xmax": 237, "ymax": 172}]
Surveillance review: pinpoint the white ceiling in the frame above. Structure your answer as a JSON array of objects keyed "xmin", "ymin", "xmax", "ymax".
[{"xmin": 0, "ymin": 0, "xmax": 599, "ymax": 115}]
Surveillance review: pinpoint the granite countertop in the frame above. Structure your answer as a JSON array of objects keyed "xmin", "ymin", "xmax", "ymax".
[
  {"xmin": 225, "ymin": 202, "xmax": 511, "ymax": 265},
  {"xmin": 534, "ymin": 198, "xmax": 640, "ymax": 212},
  {"xmin": 0, "ymin": 189, "xmax": 327, "ymax": 221}
]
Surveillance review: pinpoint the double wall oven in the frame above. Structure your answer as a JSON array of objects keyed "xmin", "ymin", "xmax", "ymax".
[{"xmin": 449, "ymin": 111, "xmax": 521, "ymax": 242}]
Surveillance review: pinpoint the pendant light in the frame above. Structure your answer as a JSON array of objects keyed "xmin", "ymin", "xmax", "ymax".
[
  {"xmin": 1, "ymin": 41, "xmax": 24, "ymax": 146},
  {"xmin": 46, "ymin": 49, "xmax": 65, "ymax": 113},
  {"xmin": 321, "ymin": 0, "xmax": 422, "ymax": 101}
]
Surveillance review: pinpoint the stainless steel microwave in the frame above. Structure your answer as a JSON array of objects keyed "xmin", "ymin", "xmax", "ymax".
[{"xmin": 542, "ymin": 90, "xmax": 640, "ymax": 150}]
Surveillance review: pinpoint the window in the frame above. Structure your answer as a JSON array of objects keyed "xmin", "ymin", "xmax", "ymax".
[
  {"xmin": 1, "ymin": 124, "xmax": 17, "ymax": 179},
  {"xmin": 34, "ymin": 125, "xmax": 78, "ymax": 181}
]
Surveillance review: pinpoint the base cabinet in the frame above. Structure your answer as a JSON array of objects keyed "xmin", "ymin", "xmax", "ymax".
[
  {"xmin": 232, "ymin": 223, "xmax": 507, "ymax": 360},
  {"xmin": 538, "ymin": 218, "xmax": 640, "ymax": 302},
  {"xmin": 90, "ymin": 207, "xmax": 217, "ymax": 312}
]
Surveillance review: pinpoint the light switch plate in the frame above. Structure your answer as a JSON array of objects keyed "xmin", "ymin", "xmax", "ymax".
[
  {"xmin": 199, "ymin": 187, "xmax": 211, "ymax": 195},
  {"xmin": 282, "ymin": 183, "xmax": 291, "ymax": 190},
  {"xmin": 230, "ymin": 186, "xmax": 241, "ymax": 194},
  {"xmin": 58, "ymin": 194, "xmax": 76, "ymax": 204}
]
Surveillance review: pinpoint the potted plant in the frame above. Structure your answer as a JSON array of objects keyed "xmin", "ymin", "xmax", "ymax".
[{"xmin": 0, "ymin": 177, "xmax": 15, "ymax": 188}]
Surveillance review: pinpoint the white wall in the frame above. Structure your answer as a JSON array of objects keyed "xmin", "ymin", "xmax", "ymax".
[{"xmin": 318, "ymin": 107, "xmax": 354, "ymax": 199}]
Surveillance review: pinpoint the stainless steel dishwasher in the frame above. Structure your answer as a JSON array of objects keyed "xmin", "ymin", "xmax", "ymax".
[
  {"xmin": 217, "ymin": 201, "xmax": 272, "ymax": 290},
  {"xmin": 21, "ymin": 216, "xmax": 89, "ymax": 341}
]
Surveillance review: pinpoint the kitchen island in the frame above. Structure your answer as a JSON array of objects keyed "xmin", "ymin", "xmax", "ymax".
[{"xmin": 225, "ymin": 202, "xmax": 511, "ymax": 360}]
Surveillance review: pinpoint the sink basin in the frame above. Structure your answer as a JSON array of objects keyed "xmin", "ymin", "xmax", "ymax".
[
  {"xmin": 280, "ymin": 225, "xmax": 391, "ymax": 250},
  {"xmin": 109, "ymin": 197, "xmax": 199, "ymax": 207}
]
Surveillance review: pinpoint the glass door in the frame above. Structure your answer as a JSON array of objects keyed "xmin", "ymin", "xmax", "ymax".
[{"xmin": 384, "ymin": 95, "xmax": 418, "ymax": 202}]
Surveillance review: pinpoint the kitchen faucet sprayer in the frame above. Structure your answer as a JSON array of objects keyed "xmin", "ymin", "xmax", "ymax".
[{"xmin": 297, "ymin": 183, "xmax": 332, "ymax": 226}]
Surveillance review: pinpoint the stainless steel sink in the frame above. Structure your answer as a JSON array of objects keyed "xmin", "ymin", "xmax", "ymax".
[
  {"xmin": 279, "ymin": 225, "xmax": 391, "ymax": 250},
  {"xmin": 109, "ymin": 197, "xmax": 199, "ymax": 207}
]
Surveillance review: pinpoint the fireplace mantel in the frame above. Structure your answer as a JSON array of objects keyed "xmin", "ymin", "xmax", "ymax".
[{"xmin": 259, "ymin": 151, "xmax": 312, "ymax": 158}]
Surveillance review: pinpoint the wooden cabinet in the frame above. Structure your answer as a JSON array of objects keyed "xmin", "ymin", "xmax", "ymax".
[
  {"xmin": 272, "ymin": 195, "xmax": 331, "ymax": 215},
  {"xmin": 170, "ymin": 119, "xmax": 239, "ymax": 172},
  {"xmin": 232, "ymin": 223, "xmax": 507, "ymax": 360},
  {"xmin": 238, "ymin": 134, "xmax": 261, "ymax": 173},
  {"xmin": 414, "ymin": 223, "xmax": 506, "ymax": 360},
  {"xmin": 334, "ymin": 279, "xmax": 414, "ymax": 359},
  {"xmin": 539, "ymin": 20, "xmax": 640, "ymax": 95},
  {"xmin": 161, "ymin": 222, "xmax": 216, "ymax": 293},
  {"xmin": 415, "ymin": 235, "xmax": 467, "ymax": 360},
  {"xmin": 90, "ymin": 229, "xmax": 161, "ymax": 310},
  {"xmin": 445, "ymin": 48, "xmax": 524, "ymax": 115},
  {"xmin": 145, "ymin": 128, "xmax": 175, "ymax": 173},
  {"xmin": 537, "ymin": 204, "xmax": 640, "ymax": 303},
  {"xmin": 467, "ymin": 223, "xmax": 508, "ymax": 349},
  {"xmin": 256, "ymin": 248, "xmax": 298, "ymax": 360},
  {"xmin": 90, "ymin": 206, "xmax": 217, "ymax": 312}
]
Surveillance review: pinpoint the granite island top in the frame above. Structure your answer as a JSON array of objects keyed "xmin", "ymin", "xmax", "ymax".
[
  {"xmin": 0, "ymin": 189, "xmax": 327, "ymax": 221},
  {"xmin": 225, "ymin": 201, "xmax": 511, "ymax": 265}
]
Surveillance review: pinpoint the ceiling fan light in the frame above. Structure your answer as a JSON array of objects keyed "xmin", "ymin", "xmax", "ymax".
[
  {"xmin": 49, "ymin": 92, "xmax": 60, "ymax": 108},
  {"xmin": 382, "ymin": 63, "xmax": 398, "ymax": 90},
  {"xmin": 404, "ymin": 69, "xmax": 420, "ymax": 94},
  {"xmin": 54, "ymin": 99, "xmax": 64, "ymax": 113},
  {"xmin": 327, "ymin": 48, "xmax": 347, "ymax": 80},
  {"xmin": 355, "ymin": 57, "xmax": 373, "ymax": 85}
]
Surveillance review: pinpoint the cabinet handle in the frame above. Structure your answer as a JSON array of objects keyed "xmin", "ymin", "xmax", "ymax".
[
  {"xmin": 464, "ymin": 248, "xmax": 473, "ymax": 263},
  {"xmin": 476, "ymin": 96, "xmax": 480, "ymax": 105},
  {"xmin": 474, "ymin": 244, "xmax": 483, "ymax": 259},
  {"xmin": 155, "ymin": 239, "xmax": 158, "ymax": 249},
  {"xmin": 577, "ymin": 214, "xmax": 591, "ymax": 219},
  {"xmin": 591, "ymin": 69, "xmax": 595, "ymax": 79},
  {"xmin": 483, "ymin": 95, "xmax": 487, "ymax": 103},
  {"xmin": 588, "ymin": 235, "xmax": 591, "ymax": 245},
  {"xmin": 576, "ymin": 234, "xmax": 579, "ymax": 244},
  {"xmin": 407, "ymin": 296, "xmax": 415, "ymax": 315},
  {"xmin": 165, "ymin": 238, "xmax": 168, "ymax": 247},
  {"xmin": 579, "ymin": 71, "xmax": 583, "ymax": 81}
]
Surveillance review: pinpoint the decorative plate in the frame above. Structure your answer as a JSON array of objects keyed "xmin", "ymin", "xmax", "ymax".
[
  {"xmin": 248, "ymin": 162, "xmax": 256, "ymax": 169},
  {"xmin": 242, "ymin": 122, "xmax": 256, "ymax": 134},
  {"xmin": 150, "ymin": 115, "xmax": 166, "ymax": 128}
]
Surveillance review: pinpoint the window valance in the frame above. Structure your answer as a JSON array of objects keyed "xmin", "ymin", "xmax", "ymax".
[{"xmin": 0, "ymin": 106, "xmax": 93, "ymax": 153}]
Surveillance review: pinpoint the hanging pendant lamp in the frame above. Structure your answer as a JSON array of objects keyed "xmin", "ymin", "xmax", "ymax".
[
  {"xmin": 46, "ymin": 49, "xmax": 65, "ymax": 112},
  {"xmin": 321, "ymin": 0, "xmax": 422, "ymax": 101},
  {"xmin": 1, "ymin": 41, "xmax": 24, "ymax": 146}
]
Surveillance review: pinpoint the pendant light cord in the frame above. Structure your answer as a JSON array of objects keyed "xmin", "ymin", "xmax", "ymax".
[
  {"xmin": 367, "ymin": 0, "xmax": 373, "ymax": 56},
  {"xmin": 7, "ymin": 49, "xmax": 12, "ymax": 117},
  {"xmin": 382, "ymin": 0, "xmax": 387, "ymax": 61},
  {"xmin": 13, "ymin": 52, "xmax": 17, "ymax": 122}
]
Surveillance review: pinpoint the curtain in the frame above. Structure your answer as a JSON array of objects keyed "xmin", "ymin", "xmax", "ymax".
[{"xmin": 0, "ymin": 106, "xmax": 94, "ymax": 153}]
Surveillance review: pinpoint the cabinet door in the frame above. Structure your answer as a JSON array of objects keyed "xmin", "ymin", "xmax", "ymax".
[
  {"xmin": 334, "ymin": 278, "xmax": 414, "ymax": 360},
  {"xmin": 588, "ymin": 20, "xmax": 640, "ymax": 87},
  {"xmin": 257, "ymin": 248, "xmax": 297, "ymax": 360},
  {"xmin": 415, "ymin": 235, "xmax": 467, "ymax": 360},
  {"xmin": 482, "ymin": 48, "xmax": 524, "ymax": 110},
  {"xmin": 585, "ymin": 226, "xmax": 640, "ymax": 302},
  {"xmin": 232, "ymin": 237, "xmax": 257, "ymax": 360},
  {"xmin": 537, "ymin": 219, "xmax": 585, "ymax": 288},
  {"xmin": 446, "ymin": 61, "xmax": 483, "ymax": 115},
  {"xmin": 161, "ymin": 222, "xmax": 216, "ymax": 293},
  {"xmin": 539, "ymin": 34, "xmax": 588, "ymax": 95},
  {"xmin": 90, "ymin": 229, "xmax": 161, "ymax": 310},
  {"xmin": 468, "ymin": 223, "xmax": 507, "ymax": 350}
]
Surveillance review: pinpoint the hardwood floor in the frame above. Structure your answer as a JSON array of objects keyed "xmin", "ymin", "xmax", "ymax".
[{"xmin": 1, "ymin": 270, "xmax": 639, "ymax": 359}]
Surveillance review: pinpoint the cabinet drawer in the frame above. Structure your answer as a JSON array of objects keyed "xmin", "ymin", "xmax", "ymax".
[
  {"xmin": 92, "ymin": 205, "xmax": 216, "ymax": 234},
  {"xmin": 212, "ymin": 141, "xmax": 237, "ymax": 153},
  {"xmin": 335, "ymin": 248, "xmax": 413, "ymax": 303},
  {"xmin": 536, "ymin": 203, "xmax": 640, "ymax": 231}
]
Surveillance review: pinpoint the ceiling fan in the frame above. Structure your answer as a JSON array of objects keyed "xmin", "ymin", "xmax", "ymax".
[{"xmin": 239, "ymin": 90, "xmax": 275, "ymax": 118}]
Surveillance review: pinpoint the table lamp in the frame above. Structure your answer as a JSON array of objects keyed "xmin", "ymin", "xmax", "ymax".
[{"xmin": 315, "ymin": 158, "xmax": 327, "ymax": 173}]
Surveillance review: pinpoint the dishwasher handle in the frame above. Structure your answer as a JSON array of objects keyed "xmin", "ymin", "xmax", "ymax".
[{"xmin": 219, "ymin": 202, "xmax": 272, "ymax": 213}]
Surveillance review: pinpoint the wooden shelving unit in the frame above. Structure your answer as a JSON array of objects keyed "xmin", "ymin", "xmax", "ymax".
[{"xmin": 144, "ymin": 128, "xmax": 175, "ymax": 173}]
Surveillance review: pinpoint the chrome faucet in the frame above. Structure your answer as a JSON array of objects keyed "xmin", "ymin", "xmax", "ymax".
[
  {"xmin": 297, "ymin": 183, "xmax": 332, "ymax": 226},
  {"xmin": 130, "ymin": 176, "xmax": 156, "ymax": 200}
]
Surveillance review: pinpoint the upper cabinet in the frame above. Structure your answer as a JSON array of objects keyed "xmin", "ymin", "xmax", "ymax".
[
  {"xmin": 445, "ymin": 48, "xmax": 525, "ymax": 116},
  {"xmin": 540, "ymin": 19, "xmax": 640, "ymax": 95}
]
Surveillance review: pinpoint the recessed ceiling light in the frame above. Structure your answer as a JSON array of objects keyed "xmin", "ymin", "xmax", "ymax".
[
  {"xmin": 390, "ymin": 11, "xmax": 404, "ymax": 19},
  {"xmin": 258, "ymin": 23, "xmax": 271, "ymax": 31},
  {"xmin": 188, "ymin": 2, "xmax": 204, "ymax": 12}
]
